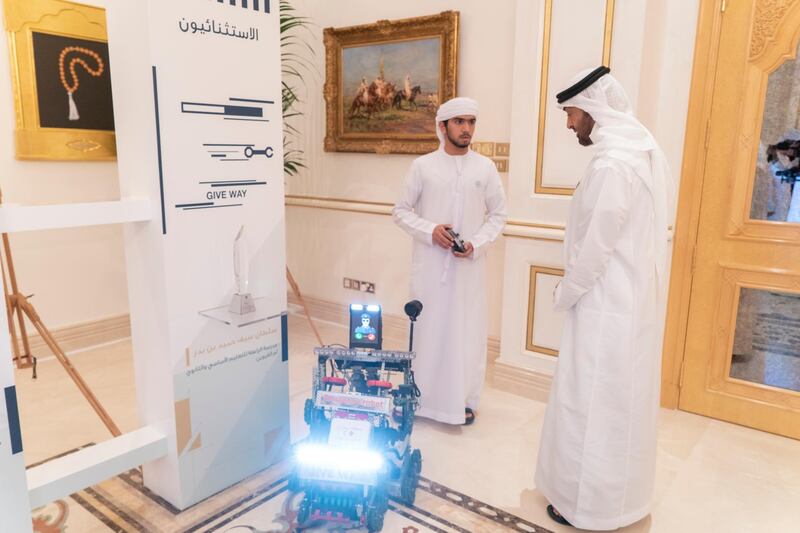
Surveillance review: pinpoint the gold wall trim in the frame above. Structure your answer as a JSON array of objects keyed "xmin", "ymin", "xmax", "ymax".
[
  {"xmin": 507, "ymin": 219, "xmax": 565, "ymax": 231},
  {"xmin": 533, "ymin": 0, "xmax": 559, "ymax": 195},
  {"xmin": 285, "ymin": 196, "xmax": 568, "ymax": 241},
  {"xmin": 502, "ymin": 232, "xmax": 563, "ymax": 242},
  {"xmin": 533, "ymin": 0, "xmax": 615, "ymax": 196},
  {"xmin": 503, "ymin": 223, "xmax": 565, "ymax": 242},
  {"xmin": 285, "ymin": 194, "xmax": 393, "ymax": 216},
  {"xmin": 603, "ymin": 0, "xmax": 616, "ymax": 65},
  {"xmin": 526, "ymin": 265, "xmax": 564, "ymax": 356},
  {"xmin": 285, "ymin": 194, "xmax": 393, "ymax": 207}
]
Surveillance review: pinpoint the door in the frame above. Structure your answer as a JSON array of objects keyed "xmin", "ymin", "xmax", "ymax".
[{"xmin": 679, "ymin": 0, "xmax": 800, "ymax": 439}]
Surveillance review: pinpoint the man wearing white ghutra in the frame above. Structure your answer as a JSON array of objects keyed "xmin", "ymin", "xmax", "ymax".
[
  {"xmin": 393, "ymin": 97, "xmax": 507, "ymax": 426},
  {"xmin": 535, "ymin": 66, "xmax": 675, "ymax": 530}
]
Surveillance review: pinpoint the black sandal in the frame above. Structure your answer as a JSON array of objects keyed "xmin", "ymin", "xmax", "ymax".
[
  {"xmin": 464, "ymin": 408, "xmax": 475, "ymax": 425},
  {"xmin": 546, "ymin": 505, "xmax": 572, "ymax": 527}
]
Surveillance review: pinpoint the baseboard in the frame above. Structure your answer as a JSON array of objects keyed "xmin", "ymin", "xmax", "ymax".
[
  {"xmin": 20, "ymin": 314, "xmax": 131, "ymax": 356},
  {"xmin": 287, "ymin": 292, "xmax": 501, "ymax": 362},
  {"xmin": 492, "ymin": 360, "xmax": 552, "ymax": 402}
]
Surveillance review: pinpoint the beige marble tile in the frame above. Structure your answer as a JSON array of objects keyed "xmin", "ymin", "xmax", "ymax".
[
  {"xmin": 15, "ymin": 311, "xmax": 800, "ymax": 532},
  {"xmin": 14, "ymin": 339, "xmax": 140, "ymax": 466}
]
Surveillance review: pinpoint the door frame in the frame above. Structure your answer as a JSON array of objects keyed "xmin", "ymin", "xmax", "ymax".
[{"xmin": 661, "ymin": 0, "xmax": 724, "ymax": 408}]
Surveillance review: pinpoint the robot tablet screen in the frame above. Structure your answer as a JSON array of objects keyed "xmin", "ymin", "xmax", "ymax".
[{"xmin": 349, "ymin": 304, "xmax": 382, "ymax": 350}]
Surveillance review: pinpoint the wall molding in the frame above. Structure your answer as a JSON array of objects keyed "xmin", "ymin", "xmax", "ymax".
[
  {"xmin": 492, "ymin": 359, "xmax": 553, "ymax": 402},
  {"xmin": 285, "ymin": 194, "xmax": 566, "ymax": 242},
  {"xmin": 285, "ymin": 194, "xmax": 392, "ymax": 216},
  {"xmin": 502, "ymin": 223, "xmax": 565, "ymax": 241},
  {"xmin": 22, "ymin": 313, "xmax": 131, "ymax": 357},
  {"xmin": 286, "ymin": 291, "xmax": 501, "ymax": 363},
  {"xmin": 534, "ymin": 0, "xmax": 616, "ymax": 196},
  {"xmin": 526, "ymin": 265, "xmax": 564, "ymax": 356}
]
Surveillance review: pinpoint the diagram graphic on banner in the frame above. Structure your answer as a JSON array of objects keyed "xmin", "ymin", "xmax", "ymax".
[
  {"xmin": 204, "ymin": 142, "xmax": 275, "ymax": 161},
  {"xmin": 181, "ymin": 97, "xmax": 273, "ymax": 122}
]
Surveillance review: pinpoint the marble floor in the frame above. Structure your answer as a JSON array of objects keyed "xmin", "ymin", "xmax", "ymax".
[{"xmin": 13, "ymin": 309, "xmax": 800, "ymax": 532}]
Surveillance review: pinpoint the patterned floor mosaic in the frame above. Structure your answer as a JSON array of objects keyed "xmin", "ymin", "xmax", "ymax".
[{"xmin": 31, "ymin": 448, "xmax": 552, "ymax": 533}]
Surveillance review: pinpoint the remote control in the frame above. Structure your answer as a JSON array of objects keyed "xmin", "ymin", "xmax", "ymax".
[{"xmin": 446, "ymin": 228, "xmax": 467, "ymax": 254}]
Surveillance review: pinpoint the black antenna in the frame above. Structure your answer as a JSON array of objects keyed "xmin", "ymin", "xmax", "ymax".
[{"xmin": 404, "ymin": 300, "xmax": 423, "ymax": 352}]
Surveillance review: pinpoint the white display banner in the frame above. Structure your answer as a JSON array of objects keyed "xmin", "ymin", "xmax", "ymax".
[
  {"xmin": 107, "ymin": 0, "xmax": 288, "ymax": 509},
  {"xmin": 0, "ymin": 390, "xmax": 31, "ymax": 532},
  {"xmin": 0, "ymin": 284, "xmax": 32, "ymax": 531}
]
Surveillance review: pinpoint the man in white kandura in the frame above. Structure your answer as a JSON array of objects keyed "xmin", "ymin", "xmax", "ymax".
[
  {"xmin": 535, "ymin": 67, "xmax": 675, "ymax": 530},
  {"xmin": 393, "ymin": 97, "xmax": 507, "ymax": 426}
]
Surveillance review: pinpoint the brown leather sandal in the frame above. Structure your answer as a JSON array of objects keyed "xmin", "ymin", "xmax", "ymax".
[
  {"xmin": 464, "ymin": 408, "xmax": 475, "ymax": 425},
  {"xmin": 547, "ymin": 505, "xmax": 572, "ymax": 527}
]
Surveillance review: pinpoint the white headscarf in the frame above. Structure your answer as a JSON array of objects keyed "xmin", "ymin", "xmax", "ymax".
[
  {"xmin": 435, "ymin": 97, "xmax": 479, "ymax": 147},
  {"xmin": 559, "ymin": 69, "xmax": 675, "ymax": 292}
]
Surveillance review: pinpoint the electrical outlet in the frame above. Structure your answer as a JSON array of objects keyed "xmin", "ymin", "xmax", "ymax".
[
  {"xmin": 470, "ymin": 141, "xmax": 494, "ymax": 157},
  {"xmin": 344, "ymin": 277, "xmax": 374, "ymax": 293},
  {"xmin": 492, "ymin": 158, "xmax": 509, "ymax": 173},
  {"xmin": 344, "ymin": 277, "xmax": 364, "ymax": 291}
]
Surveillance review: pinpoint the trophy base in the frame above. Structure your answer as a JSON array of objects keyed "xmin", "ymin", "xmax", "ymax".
[{"xmin": 229, "ymin": 293, "xmax": 256, "ymax": 315}]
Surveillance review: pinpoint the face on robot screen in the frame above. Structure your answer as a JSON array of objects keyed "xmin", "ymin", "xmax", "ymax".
[{"xmin": 355, "ymin": 314, "xmax": 376, "ymax": 338}]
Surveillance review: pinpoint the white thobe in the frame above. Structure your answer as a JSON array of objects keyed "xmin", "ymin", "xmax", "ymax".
[
  {"xmin": 393, "ymin": 149, "xmax": 507, "ymax": 424},
  {"xmin": 535, "ymin": 149, "xmax": 664, "ymax": 530}
]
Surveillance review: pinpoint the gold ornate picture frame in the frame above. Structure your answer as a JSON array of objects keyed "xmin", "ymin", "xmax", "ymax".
[
  {"xmin": 3, "ymin": 0, "xmax": 116, "ymax": 160},
  {"xmin": 323, "ymin": 11, "xmax": 458, "ymax": 155},
  {"xmin": 526, "ymin": 265, "xmax": 564, "ymax": 357}
]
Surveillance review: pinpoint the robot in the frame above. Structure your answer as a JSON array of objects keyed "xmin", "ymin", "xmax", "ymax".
[{"xmin": 290, "ymin": 302, "xmax": 423, "ymax": 532}]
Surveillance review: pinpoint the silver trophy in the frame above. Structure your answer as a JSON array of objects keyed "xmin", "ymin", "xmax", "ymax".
[{"xmin": 229, "ymin": 225, "xmax": 256, "ymax": 314}]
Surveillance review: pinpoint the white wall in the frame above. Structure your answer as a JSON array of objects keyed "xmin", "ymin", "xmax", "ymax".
[
  {"xmin": 285, "ymin": 0, "xmax": 516, "ymax": 336},
  {"xmin": 0, "ymin": 0, "xmax": 129, "ymax": 330},
  {"xmin": 0, "ymin": 0, "xmax": 701, "ymax": 385},
  {"xmin": 497, "ymin": 0, "xmax": 700, "ymax": 380},
  {"xmin": 638, "ymin": 0, "xmax": 700, "ymax": 189}
]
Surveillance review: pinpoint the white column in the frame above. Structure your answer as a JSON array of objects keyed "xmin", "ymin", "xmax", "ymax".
[{"xmin": 106, "ymin": 0, "xmax": 289, "ymax": 509}]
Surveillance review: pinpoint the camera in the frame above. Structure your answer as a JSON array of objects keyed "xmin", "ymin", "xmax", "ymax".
[{"xmin": 446, "ymin": 228, "xmax": 467, "ymax": 254}]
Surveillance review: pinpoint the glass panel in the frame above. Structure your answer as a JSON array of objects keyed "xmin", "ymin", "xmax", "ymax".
[
  {"xmin": 750, "ymin": 41, "xmax": 800, "ymax": 223},
  {"xmin": 730, "ymin": 287, "xmax": 800, "ymax": 392}
]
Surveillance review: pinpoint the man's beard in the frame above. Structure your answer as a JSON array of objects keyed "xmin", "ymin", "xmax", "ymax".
[
  {"xmin": 578, "ymin": 133, "xmax": 593, "ymax": 146},
  {"xmin": 447, "ymin": 131, "xmax": 471, "ymax": 148}
]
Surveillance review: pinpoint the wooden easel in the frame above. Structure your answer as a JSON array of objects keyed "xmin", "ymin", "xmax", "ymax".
[
  {"xmin": 1, "ymin": 193, "xmax": 121, "ymax": 437},
  {"xmin": 286, "ymin": 267, "xmax": 324, "ymax": 347},
  {"xmin": 1, "ymin": 187, "xmax": 316, "ymax": 440}
]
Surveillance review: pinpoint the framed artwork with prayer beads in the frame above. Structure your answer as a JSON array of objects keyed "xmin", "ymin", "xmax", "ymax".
[
  {"xmin": 3, "ymin": 0, "xmax": 116, "ymax": 160},
  {"xmin": 323, "ymin": 11, "xmax": 459, "ymax": 155}
]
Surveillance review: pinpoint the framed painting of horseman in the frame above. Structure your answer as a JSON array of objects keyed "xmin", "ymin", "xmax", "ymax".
[{"xmin": 323, "ymin": 11, "xmax": 459, "ymax": 154}]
